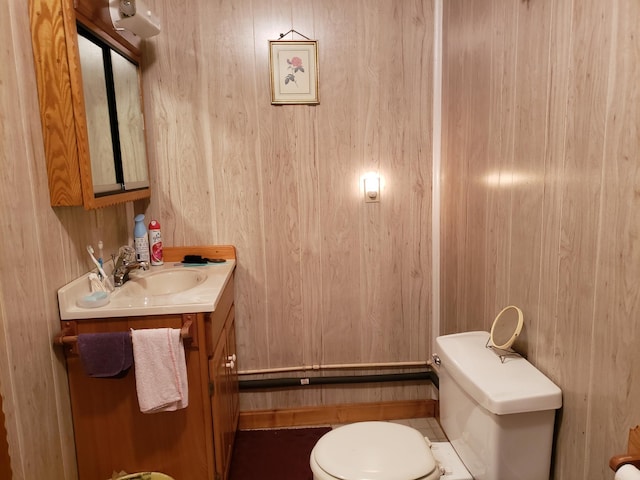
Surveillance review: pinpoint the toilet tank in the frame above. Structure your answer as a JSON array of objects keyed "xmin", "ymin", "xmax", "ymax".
[{"xmin": 435, "ymin": 331, "xmax": 562, "ymax": 480}]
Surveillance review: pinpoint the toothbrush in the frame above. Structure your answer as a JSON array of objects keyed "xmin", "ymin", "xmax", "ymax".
[
  {"xmin": 97, "ymin": 240, "xmax": 104, "ymax": 272},
  {"xmin": 87, "ymin": 245, "xmax": 112, "ymax": 290}
]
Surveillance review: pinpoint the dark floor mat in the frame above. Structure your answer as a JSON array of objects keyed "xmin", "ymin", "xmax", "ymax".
[{"xmin": 229, "ymin": 427, "xmax": 331, "ymax": 480}]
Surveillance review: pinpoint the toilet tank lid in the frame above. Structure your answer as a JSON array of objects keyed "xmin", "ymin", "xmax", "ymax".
[{"xmin": 435, "ymin": 331, "xmax": 562, "ymax": 415}]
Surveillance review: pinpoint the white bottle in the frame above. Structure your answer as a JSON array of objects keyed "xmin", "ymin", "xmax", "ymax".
[{"xmin": 133, "ymin": 214, "xmax": 150, "ymax": 263}]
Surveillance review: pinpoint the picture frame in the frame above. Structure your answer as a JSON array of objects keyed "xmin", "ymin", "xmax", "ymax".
[{"xmin": 269, "ymin": 40, "xmax": 319, "ymax": 105}]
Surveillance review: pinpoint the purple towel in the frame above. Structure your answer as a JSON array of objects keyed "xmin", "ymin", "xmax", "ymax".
[{"xmin": 77, "ymin": 332, "xmax": 133, "ymax": 378}]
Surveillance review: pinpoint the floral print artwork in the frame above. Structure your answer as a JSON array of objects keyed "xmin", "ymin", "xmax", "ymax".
[
  {"xmin": 284, "ymin": 56, "xmax": 304, "ymax": 86},
  {"xmin": 270, "ymin": 41, "xmax": 318, "ymax": 104}
]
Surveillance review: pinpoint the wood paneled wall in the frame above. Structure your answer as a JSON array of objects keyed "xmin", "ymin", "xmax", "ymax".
[
  {"xmin": 441, "ymin": 0, "xmax": 640, "ymax": 479},
  {"xmin": 3, "ymin": 0, "xmax": 433, "ymax": 477},
  {"xmin": 13, "ymin": 0, "xmax": 640, "ymax": 477},
  {"xmin": 142, "ymin": 0, "xmax": 435, "ymax": 411},
  {"xmin": 1, "ymin": 2, "xmax": 132, "ymax": 478}
]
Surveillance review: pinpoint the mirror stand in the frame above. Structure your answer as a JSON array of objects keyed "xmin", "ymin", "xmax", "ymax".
[{"xmin": 485, "ymin": 337, "xmax": 523, "ymax": 363}]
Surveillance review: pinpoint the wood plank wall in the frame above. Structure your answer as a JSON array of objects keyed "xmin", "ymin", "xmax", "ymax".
[
  {"xmin": 1, "ymin": 2, "xmax": 132, "ymax": 478},
  {"xmin": 441, "ymin": 1, "xmax": 640, "ymax": 479},
  {"xmin": 14, "ymin": 0, "xmax": 640, "ymax": 477},
  {"xmin": 2, "ymin": 1, "xmax": 433, "ymax": 477},
  {"xmin": 142, "ymin": 0, "xmax": 435, "ymax": 411}
]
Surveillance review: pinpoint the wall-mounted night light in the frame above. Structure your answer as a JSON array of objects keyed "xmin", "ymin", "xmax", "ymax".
[{"xmin": 363, "ymin": 173, "xmax": 381, "ymax": 203}]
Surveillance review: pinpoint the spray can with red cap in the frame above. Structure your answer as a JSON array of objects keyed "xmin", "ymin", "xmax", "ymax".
[{"xmin": 148, "ymin": 220, "xmax": 164, "ymax": 265}]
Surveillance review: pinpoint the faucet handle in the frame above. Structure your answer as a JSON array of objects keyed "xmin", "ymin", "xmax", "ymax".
[{"xmin": 113, "ymin": 245, "xmax": 136, "ymax": 267}]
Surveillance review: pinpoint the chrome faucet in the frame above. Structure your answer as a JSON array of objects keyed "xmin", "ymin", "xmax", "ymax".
[
  {"xmin": 113, "ymin": 260, "xmax": 149, "ymax": 287},
  {"xmin": 112, "ymin": 246, "xmax": 149, "ymax": 287}
]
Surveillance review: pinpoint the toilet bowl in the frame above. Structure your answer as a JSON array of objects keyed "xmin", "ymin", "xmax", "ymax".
[
  {"xmin": 114, "ymin": 474, "xmax": 174, "ymax": 480},
  {"xmin": 309, "ymin": 421, "xmax": 469, "ymax": 480}
]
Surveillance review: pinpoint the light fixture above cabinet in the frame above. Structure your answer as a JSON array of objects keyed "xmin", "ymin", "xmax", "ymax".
[{"xmin": 108, "ymin": 0, "xmax": 161, "ymax": 39}]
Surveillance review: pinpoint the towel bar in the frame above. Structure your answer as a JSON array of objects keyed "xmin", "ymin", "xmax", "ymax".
[
  {"xmin": 610, "ymin": 426, "xmax": 640, "ymax": 471},
  {"xmin": 54, "ymin": 320, "xmax": 193, "ymax": 346}
]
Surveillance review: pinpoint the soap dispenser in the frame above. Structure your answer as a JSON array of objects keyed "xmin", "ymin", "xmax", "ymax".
[{"xmin": 134, "ymin": 214, "xmax": 150, "ymax": 263}]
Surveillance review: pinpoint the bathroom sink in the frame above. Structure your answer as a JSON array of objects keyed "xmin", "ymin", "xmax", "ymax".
[
  {"xmin": 57, "ymin": 260, "xmax": 236, "ymax": 319},
  {"xmin": 120, "ymin": 269, "xmax": 207, "ymax": 296}
]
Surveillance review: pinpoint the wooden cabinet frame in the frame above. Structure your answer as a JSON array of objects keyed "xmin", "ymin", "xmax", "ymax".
[{"xmin": 28, "ymin": 0, "xmax": 151, "ymax": 208}]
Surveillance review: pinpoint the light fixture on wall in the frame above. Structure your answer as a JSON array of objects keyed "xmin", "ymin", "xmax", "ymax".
[
  {"xmin": 363, "ymin": 173, "xmax": 381, "ymax": 203},
  {"xmin": 109, "ymin": 0, "xmax": 161, "ymax": 39},
  {"xmin": 119, "ymin": 0, "xmax": 136, "ymax": 16}
]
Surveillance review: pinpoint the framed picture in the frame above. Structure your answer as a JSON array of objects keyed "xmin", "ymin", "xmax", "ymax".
[{"xmin": 269, "ymin": 40, "xmax": 319, "ymax": 105}]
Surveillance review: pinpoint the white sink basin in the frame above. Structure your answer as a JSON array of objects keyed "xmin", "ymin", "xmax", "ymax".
[
  {"xmin": 121, "ymin": 269, "xmax": 207, "ymax": 296},
  {"xmin": 58, "ymin": 260, "xmax": 236, "ymax": 319}
]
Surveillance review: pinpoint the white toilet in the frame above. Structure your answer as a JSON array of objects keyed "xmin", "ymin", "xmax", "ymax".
[{"xmin": 310, "ymin": 331, "xmax": 562, "ymax": 480}]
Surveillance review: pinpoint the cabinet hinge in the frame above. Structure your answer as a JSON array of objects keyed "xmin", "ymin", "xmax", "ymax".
[{"xmin": 209, "ymin": 381, "xmax": 215, "ymax": 396}]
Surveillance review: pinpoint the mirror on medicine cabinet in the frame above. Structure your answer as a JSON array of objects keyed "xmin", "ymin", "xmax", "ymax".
[
  {"xmin": 29, "ymin": 0, "xmax": 151, "ymax": 209},
  {"xmin": 77, "ymin": 24, "xmax": 149, "ymax": 196}
]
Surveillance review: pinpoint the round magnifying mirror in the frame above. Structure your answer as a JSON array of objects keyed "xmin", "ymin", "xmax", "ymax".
[{"xmin": 490, "ymin": 305, "xmax": 523, "ymax": 350}]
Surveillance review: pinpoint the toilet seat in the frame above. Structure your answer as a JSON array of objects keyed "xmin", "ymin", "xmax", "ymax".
[{"xmin": 310, "ymin": 421, "xmax": 441, "ymax": 480}]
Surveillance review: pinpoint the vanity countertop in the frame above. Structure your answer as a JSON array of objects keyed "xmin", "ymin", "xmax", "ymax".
[{"xmin": 58, "ymin": 260, "xmax": 236, "ymax": 320}]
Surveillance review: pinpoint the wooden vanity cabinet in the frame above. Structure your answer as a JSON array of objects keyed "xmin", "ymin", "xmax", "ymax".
[{"xmin": 61, "ymin": 274, "xmax": 238, "ymax": 480}]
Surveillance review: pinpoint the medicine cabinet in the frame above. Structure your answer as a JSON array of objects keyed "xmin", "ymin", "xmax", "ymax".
[{"xmin": 29, "ymin": 0, "xmax": 151, "ymax": 209}]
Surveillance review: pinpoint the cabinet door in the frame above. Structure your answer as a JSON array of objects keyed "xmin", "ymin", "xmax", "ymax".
[
  {"xmin": 76, "ymin": 31, "xmax": 117, "ymax": 190},
  {"xmin": 65, "ymin": 314, "xmax": 210, "ymax": 479},
  {"xmin": 209, "ymin": 308, "xmax": 239, "ymax": 480},
  {"xmin": 225, "ymin": 309, "xmax": 239, "ymax": 435},
  {"xmin": 77, "ymin": 25, "xmax": 150, "ymax": 195},
  {"xmin": 210, "ymin": 328, "xmax": 232, "ymax": 479}
]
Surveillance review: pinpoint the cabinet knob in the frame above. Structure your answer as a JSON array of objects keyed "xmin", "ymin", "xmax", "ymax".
[
  {"xmin": 225, "ymin": 360, "xmax": 235, "ymax": 369},
  {"xmin": 227, "ymin": 354, "xmax": 237, "ymax": 362}
]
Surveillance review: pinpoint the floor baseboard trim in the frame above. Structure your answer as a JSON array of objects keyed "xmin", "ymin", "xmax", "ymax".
[{"xmin": 238, "ymin": 399, "xmax": 437, "ymax": 430}]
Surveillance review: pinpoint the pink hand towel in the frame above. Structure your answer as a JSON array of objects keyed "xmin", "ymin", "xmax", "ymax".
[{"xmin": 131, "ymin": 328, "xmax": 189, "ymax": 413}]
